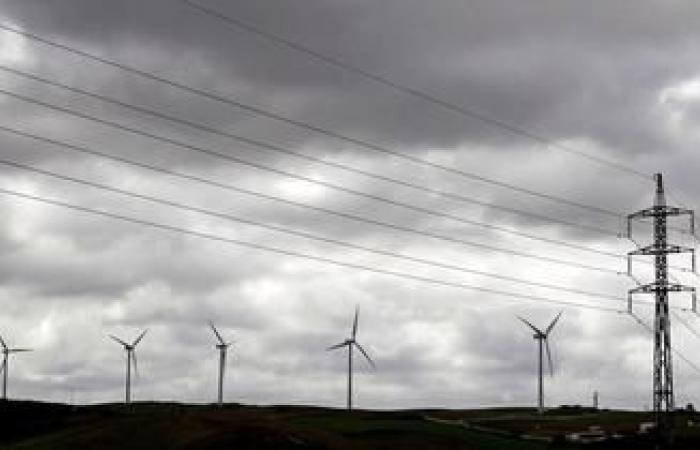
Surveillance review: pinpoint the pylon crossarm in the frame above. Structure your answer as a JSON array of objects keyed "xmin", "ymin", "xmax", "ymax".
[
  {"xmin": 630, "ymin": 283, "xmax": 695, "ymax": 294},
  {"xmin": 665, "ymin": 207, "xmax": 694, "ymax": 216},
  {"xmin": 629, "ymin": 285, "xmax": 653, "ymax": 295},
  {"xmin": 629, "ymin": 207, "xmax": 693, "ymax": 219},
  {"xmin": 629, "ymin": 244, "xmax": 695, "ymax": 256},
  {"xmin": 668, "ymin": 284, "xmax": 696, "ymax": 293},
  {"xmin": 666, "ymin": 244, "xmax": 695, "ymax": 254},
  {"xmin": 628, "ymin": 209, "xmax": 653, "ymax": 220}
]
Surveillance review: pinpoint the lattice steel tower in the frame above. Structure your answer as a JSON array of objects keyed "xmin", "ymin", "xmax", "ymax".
[{"xmin": 627, "ymin": 173, "xmax": 696, "ymax": 442}]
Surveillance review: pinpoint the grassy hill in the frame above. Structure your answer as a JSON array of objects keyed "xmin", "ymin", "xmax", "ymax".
[{"xmin": 1, "ymin": 401, "xmax": 699, "ymax": 449}]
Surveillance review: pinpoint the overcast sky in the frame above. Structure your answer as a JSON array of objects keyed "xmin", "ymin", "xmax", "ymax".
[{"xmin": 1, "ymin": 0, "xmax": 700, "ymax": 410}]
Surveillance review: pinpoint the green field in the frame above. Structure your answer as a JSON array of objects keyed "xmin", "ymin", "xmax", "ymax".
[{"xmin": 1, "ymin": 401, "xmax": 699, "ymax": 449}]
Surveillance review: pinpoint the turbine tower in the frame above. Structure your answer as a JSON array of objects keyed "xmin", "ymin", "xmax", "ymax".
[
  {"xmin": 109, "ymin": 330, "xmax": 148, "ymax": 404},
  {"xmin": 0, "ymin": 334, "xmax": 32, "ymax": 401},
  {"xmin": 518, "ymin": 312, "xmax": 562, "ymax": 414},
  {"xmin": 209, "ymin": 322, "xmax": 232, "ymax": 407},
  {"xmin": 327, "ymin": 306, "xmax": 375, "ymax": 411}
]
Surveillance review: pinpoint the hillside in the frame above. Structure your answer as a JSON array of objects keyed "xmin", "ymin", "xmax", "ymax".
[{"xmin": 1, "ymin": 401, "xmax": 700, "ymax": 449}]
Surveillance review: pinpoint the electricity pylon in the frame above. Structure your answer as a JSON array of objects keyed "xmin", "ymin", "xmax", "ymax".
[{"xmin": 627, "ymin": 173, "xmax": 696, "ymax": 448}]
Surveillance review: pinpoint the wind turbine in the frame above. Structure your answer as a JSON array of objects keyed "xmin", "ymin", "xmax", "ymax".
[
  {"xmin": 327, "ymin": 306, "xmax": 375, "ymax": 411},
  {"xmin": 0, "ymin": 334, "xmax": 32, "ymax": 401},
  {"xmin": 517, "ymin": 312, "xmax": 562, "ymax": 414},
  {"xmin": 209, "ymin": 322, "xmax": 232, "ymax": 407},
  {"xmin": 109, "ymin": 329, "xmax": 148, "ymax": 404}
]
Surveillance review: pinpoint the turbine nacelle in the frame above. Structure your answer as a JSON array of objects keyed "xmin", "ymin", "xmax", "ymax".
[
  {"xmin": 209, "ymin": 322, "xmax": 232, "ymax": 348},
  {"xmin": 327, "ymin": 306, "xmax": 375, "ymax": 411},
  {"xmin": 109, "ymin": 329, "xmax": 148, "ymax": 352},
  {"xmin": 517, "ymin": 312, "xmax": 563, "ymax": 414},
  {"xmin": 0, "ymin": 333, "xmax": 33, "ymax": 401},
  {"xmin": 209, "ymin": 322, "xmax": 232, "ymax": 406},
  {"xmin": 109, "ymin": 329, "xmax": 148, "ymax": 404}
]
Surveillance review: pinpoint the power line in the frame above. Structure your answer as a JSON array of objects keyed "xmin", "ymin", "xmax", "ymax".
[
  {"xmin": 0, "ymin": 148, "xmax": 619, "ymax": 277},
  {"xmin": 0, "ymin": 186, "xmax": 627, "ymax": 314},
  {"xmin": 6, "ymin": 121, "xmax": 684, "ymax": 278},
  {"xmin": 179, "ymin": 0, "xmax": 651, "ymax": 181},
  {"xmin": 0, "ymin": 128, "xmax": 629, "ymax": 280},
  {"xmin": 1, "ymin": 98, "xmax": 685, "ymax": 275},
  {"xmin": 664, "ymin": 185, "xmax": 700, "ymax": 246},
  {"xmin": 0, "ymin": 89, "xmax": 618, "ymax": 239},
  {"xmin": 629, "ymin": 312, "xmax": 700, "ymax": 376},
  {"xmin": 0, "ymin": 157, "xmax": 626, "ymax": 301},
  {"xmin": 0, "ymin": 125, "xmax": 632, "ymax": 266},
  {"xmin": 672, "ymin": 310, "xmax": 700, "ymax": 343},
  {"xmin": 0, "ymin": 91, "xmax": 627, "ymax": 275},
  {"xmin": 0, "ymin": 22, "xmax": 634, "ymax": 218},
  {"xmin": 0, "ymin": 65, "xmax": 625, "ymax": 245}
]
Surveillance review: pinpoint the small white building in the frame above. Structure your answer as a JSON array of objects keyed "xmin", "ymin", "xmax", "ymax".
[
  {"xmin": 566, "ymin": 426, "xmax": 607, "ymax": 444},
  {"xmin": 638, "ymin": 422, "xmax": 656, "ymax": 434}
]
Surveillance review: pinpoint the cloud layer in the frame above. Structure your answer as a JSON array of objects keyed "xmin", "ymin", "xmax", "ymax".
[{"xmin": 1, "ymin": 0, "xmax": 700, "ymax": 410}]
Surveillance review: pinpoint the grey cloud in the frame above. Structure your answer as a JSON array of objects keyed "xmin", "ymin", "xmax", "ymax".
[{"xmin": 0, "ymin": 0, "xmax": 697, "ymax": 411}]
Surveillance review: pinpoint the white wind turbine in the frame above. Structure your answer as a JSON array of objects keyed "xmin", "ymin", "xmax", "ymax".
[
  {"xmin": 209, "ymin": 322, "xmax": 232, "ymax": 407},
  {"xmin": 327, "ymin": 306, "xmax": 375, "ymax": 411},
  {"xmin": 0, "ymin": 334, "xmax": 32, "ymax": 401},
  {"xmin": 109, "ymin": 329, "xmax": 148, "ymax": 404},
  {"xmin": 517, "ymin": 312, "xmax": 562, "ymax": 414}
]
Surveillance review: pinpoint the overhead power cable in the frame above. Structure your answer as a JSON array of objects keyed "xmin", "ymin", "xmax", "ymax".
[
  {"xmin": 1, "ymin": 125, "xmax": 625, "ymax": 267},
  {"xmin": 0, "ymin": 157, "xmax": 625, "ymax": 301},
  {"xmin": 0, "ymin": 146, "xmax": 618, "ymax": 274},
  {"xmin": 0, "ymin": 65, "xmax": 624, "ymax": 243},
  {"xmin": 0, "ymin": 96, "xmax": 679, "ymax": 276},
  {"xmin": 671, "ymin": 310, "xmax": 700, "ymax": 343},
  {"xmin": 14, "ymin": 127, "xmax": 681, "ymax": 291},
  {"xmin": 0, "ymin": 124, "xmax": 632, "ymax": 265},
  {"xmin": 0, "ymin": 90, "xmax": 627, "ymax": 274},
  {"xmin": 629, "ymin": 312, "xmax": 700, "ymax": 375},
  {"xmin": 0, "ymin": 22, "xmax": 632, "ymax": 218},
  {"xmin": 0, "ymin": 187, "xmax": 627, "ymax": 314},
  {"xmin": 179, "ymin": 0, "xmax": 650, "ymax": 181},
  {"xmin": 5, "ymin": 125, "xmax": 687, "ymax": 281}
]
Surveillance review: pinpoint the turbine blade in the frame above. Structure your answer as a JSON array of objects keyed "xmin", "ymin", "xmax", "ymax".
[
  {"xmin": 326, "ymin": 342, "xmax": 347, "ymax": 351},
  {"xmin": 0, "ymin": 358, "xmax": 5, "ymax": 375},
  {"xmin": 0, "ymin": 334, "xmax": 6, "ymax": 350},
  {"xmin": 545, "ymin": 340, "xmax": 554, "ymax": 377},
  {"xmin": 109, "ymin": 335, "xmax": 128, "ymax": 347},
  {"xmin": 209, "ymin": 322, "xmax": 226, "ymax": 345},
  {"xmin": 354, "ymin": 342, "xmax": 375, "ymax": 369},
  {"xmin": 517, "ymin": 316, "xmax": 542, "ymax": 335},
  {"xmin": 352, "ymin": 305, "xmax": 359, "ymax": 340},
  {"xmin": 132, "ymin": 329, "xmax": 148, "ymax": 347},
  {"xmin": 8, "ymin": 348, "xmax": 32, "ymax": 353},
  {"xmin": 545, "ymin": 311, "xmax": 563, "ymax": 336}
]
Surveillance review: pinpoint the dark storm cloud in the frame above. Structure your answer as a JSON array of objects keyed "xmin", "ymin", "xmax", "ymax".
[
  {"xmin": 1, "ymin": 0, "xmax": 699, "ymax": 410},
  {"xmin": 3, "ymin": 0, "xmax": 699, "ymax": 157}
]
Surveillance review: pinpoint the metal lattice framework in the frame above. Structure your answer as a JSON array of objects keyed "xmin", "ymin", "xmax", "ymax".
[{"xmin": 627, "ymin": 173, "xmax": 696, "ymax": 444}]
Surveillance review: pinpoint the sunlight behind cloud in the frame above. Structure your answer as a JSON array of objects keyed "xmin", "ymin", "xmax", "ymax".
[
  {"xmin": 660, "ymin": 76, "xmax": 700, "ymax": 104},
  {"xmin": 273, "ymin": 177, "xmax": 328, "ymax": 202},
  {"xmin": 0, "ymin": 21, "xmax": 33, "ymax": 65},
  {"xmin": 658, "ymin": 75, "xmax": 700, "ymax": 138}
]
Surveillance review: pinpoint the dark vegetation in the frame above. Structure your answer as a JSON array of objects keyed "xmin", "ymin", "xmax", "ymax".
[{"xmin": 1, "ymin": 401, "xmax": 700, "ymax": 449}]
